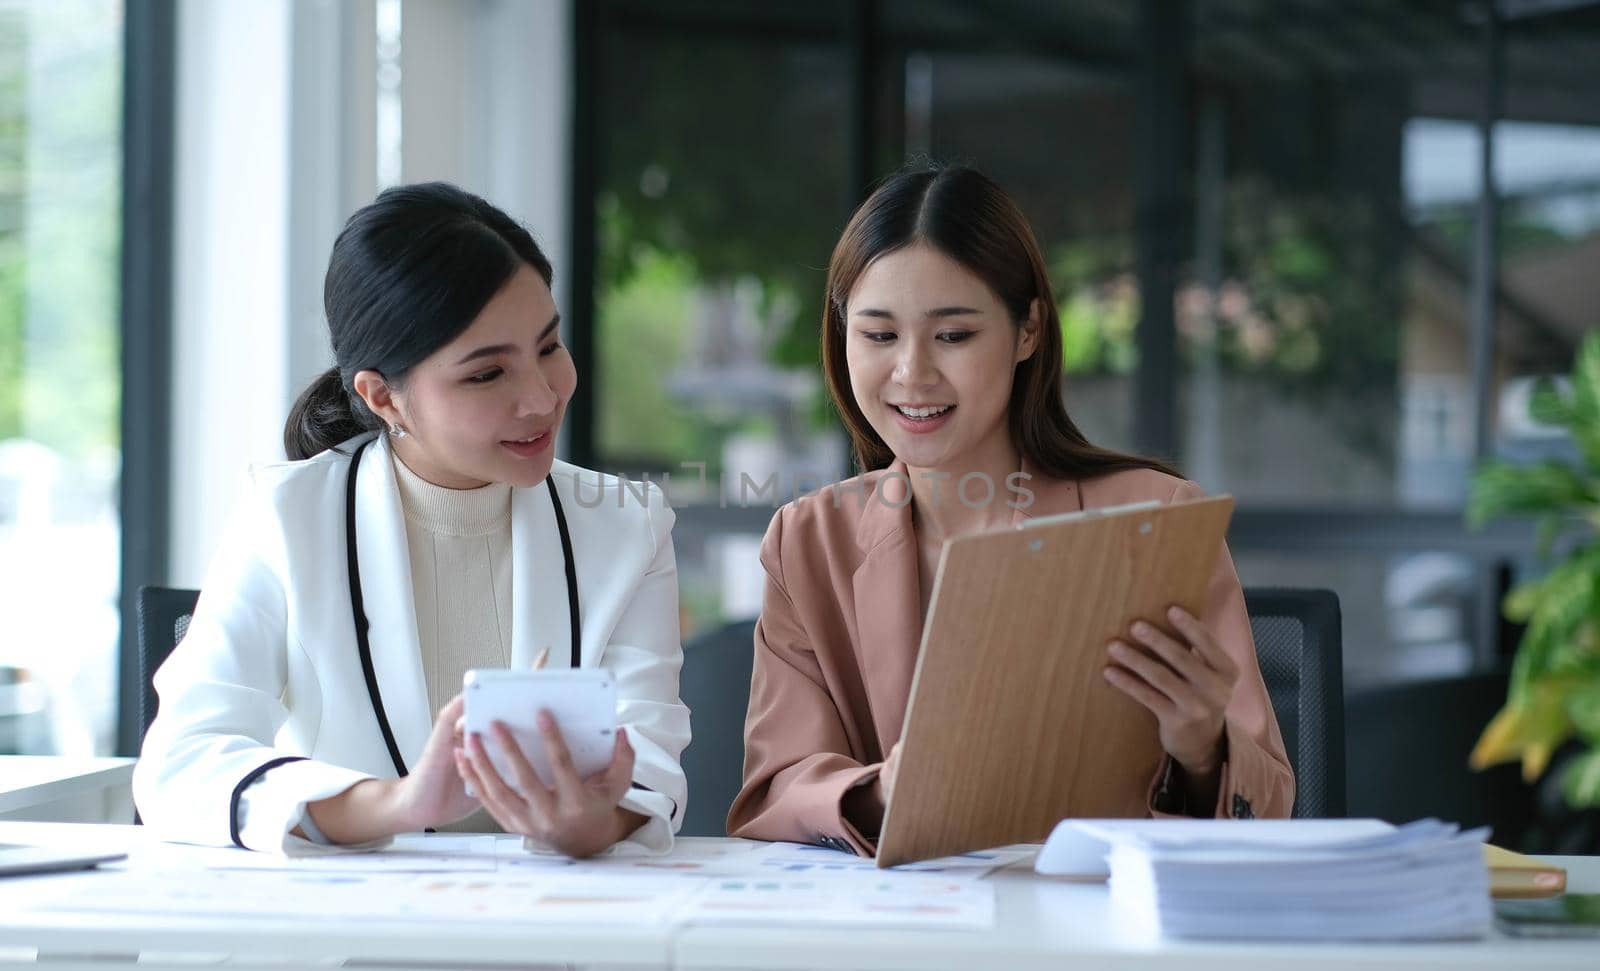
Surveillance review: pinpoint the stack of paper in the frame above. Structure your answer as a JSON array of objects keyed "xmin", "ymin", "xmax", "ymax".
[{"xmin": 1037, "ymin": 818, "xmax": 1492, "ymax": 942}]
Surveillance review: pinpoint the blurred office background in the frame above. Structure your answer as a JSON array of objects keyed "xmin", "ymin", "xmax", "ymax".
[{"xmin": 0, "ymin": 0, "xmax": 1595, "ymax": 844}]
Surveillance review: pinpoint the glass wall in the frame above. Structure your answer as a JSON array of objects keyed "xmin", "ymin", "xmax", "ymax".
[
  {"xmin": 582, "ymin": 1, "xmax": 1598, "ymax": 679},
  {"xmin": 593, "ymin": 9, "xmax": 855, "ymax": 631},
  {"xmin": 1174, "ymin": 6, "xmax": 1598, "ymax": 687},
  {"xmin": 0, "ymin": 0, "xmax": 123, "ymax": 756},
  {"xmin": 911, "ymin": 49, "xmax": 1140, "ymax": 454}
]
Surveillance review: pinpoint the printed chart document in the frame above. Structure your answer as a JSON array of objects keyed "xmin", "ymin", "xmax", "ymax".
[
  {"xmin": 138, "ymin": 834, "xmax": 764, "ymax": 875},
  {"xmin": 25, "ymin": 837, "xmax": 1010, "ymax": 930},
  {"xmin": 747, "ymin": 841, "xmax": 1035, "ymax": 879},
  {"xmin": 682, "ymin": 874, "xmax": 994, "ymax": 928},
  {"xmin": 142, "ymin": 835, "xmax": 507, "ymax": 873},
  {"xmin": 29, "ymin": 869, "xmax": 704, "ymax": 926}
]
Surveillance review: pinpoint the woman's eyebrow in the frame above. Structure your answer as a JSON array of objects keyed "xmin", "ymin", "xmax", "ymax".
[
  {"xmin": 453, "ymin": 314, "xmax": 562, "ymax": 366},
  {"xmin": 454, "ymin": 343, "xmax": 516, "ymax": 366},
  {"xmin": 852, "ymin": 306, "xmax": 981, "ymax": 319}
]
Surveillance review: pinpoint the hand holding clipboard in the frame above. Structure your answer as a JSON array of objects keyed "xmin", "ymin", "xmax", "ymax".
[
  {"xmin": 875, "ymin": 494, "xmax": 1236, "ymax": 866},
  {"xmin": 1104, "ymin": 604, "xmax": 1240, "ymax": 811}
]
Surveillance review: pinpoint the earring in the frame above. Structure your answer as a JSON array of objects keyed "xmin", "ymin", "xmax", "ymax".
[{"xmin": 388, "ymin": 424, "xmax": 407, "ymax": 440}]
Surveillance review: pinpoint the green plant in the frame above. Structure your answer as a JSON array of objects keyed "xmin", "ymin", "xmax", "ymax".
[{"xmin": 1468, "ymin": 331, "xmax": 1600, "ymax": 808}]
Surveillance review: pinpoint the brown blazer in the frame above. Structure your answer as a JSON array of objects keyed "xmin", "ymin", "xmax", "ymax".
[{"xmin": 727, "ymin": 461, "xmax": 1295, "ymax": 855}]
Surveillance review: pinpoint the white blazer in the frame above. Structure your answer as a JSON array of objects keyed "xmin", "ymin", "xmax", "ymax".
[{"xmin": 133, "ymin": 432, "xmax": 690, "ymax": 853}]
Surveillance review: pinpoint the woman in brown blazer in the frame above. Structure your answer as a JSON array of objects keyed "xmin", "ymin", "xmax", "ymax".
[{"xmin": 728, "ymin": 167, "xmax": 1295, "ymax": 856}]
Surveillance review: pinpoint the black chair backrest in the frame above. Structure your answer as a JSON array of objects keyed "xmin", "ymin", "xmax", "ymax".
[
  {"xmin": 1244, "ymin": 587, "xmax": 1346, "ymax": 818},
  {"xmin": 679, "ymin": 590, "xmax": 1347, "ymax": 833},
  {"xmin": 135, "ymin": 585, "xmax": 200, "ymax": 744},
  {"xmin": 677, "ymin": 618, "xmax": 757, "ymax": 837}
]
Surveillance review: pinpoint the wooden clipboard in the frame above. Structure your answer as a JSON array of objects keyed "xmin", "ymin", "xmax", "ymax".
[{"xmin": 875, "ymin": 494, "xmax": 1235, "ymax": 867}]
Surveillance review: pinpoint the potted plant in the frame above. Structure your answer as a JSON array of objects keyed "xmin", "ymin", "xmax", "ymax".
[{"xmin": 1469, "ymin": 330, "xmax": 1600, "ymax": 809}]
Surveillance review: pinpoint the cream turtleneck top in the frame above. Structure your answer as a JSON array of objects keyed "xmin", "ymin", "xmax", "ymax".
[
  {"xmin": 392, "ymin": 451, "xmax": 515, "ymax": 834},
  {"xmin": 391, "ymin": 450, "xmax": 515, "ymax": 714}
]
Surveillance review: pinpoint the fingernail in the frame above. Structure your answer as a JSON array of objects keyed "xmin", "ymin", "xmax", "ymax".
[
  {"xmin": 1168, "ymin": 606, "xmax": 1183, "ymax": 621},
  {"xmin": 1102, "ymin": 668, "xmax": 1118, "ymax": 682},
  {"xmin": 1108, "ymin": 642, "xmax": 1126, "ymax": 659},
  {"xmin": 532, "ymin": 646, "xmax": 550, "ymax": 670},
  {"xmin": 537, "ymin": 710, "xmax": 555, "ymax": 731},
  {"xmin": 1133, "ymin": 622, "xmax": 1151, "ymax": 637}
]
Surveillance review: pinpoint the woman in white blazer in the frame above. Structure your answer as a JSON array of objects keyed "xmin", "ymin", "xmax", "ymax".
[{"xmin": 134, "ymin": 183, "xmax": 689, "ymax": 857}]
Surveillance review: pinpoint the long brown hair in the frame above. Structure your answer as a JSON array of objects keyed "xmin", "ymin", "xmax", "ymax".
[{"xmin": 821, "ymin": 166, "xmax": 1179, "ymax": 480}]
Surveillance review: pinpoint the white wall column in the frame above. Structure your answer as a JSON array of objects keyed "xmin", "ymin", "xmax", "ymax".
[
  {"xmin": 169, "ymin": 0, "xmax": 293, "ymax": 585},
  {"xmin": 169, "ymin": 0, "xmax": 381, "ymax": 585},
  {"xmin": 169, "ymin": 0, "xmax": 572, "ymax": 584},
  {"xmin": 464, "ymin": 0, "xmax": 572, "ymax": 309},
  {"xmin": 286, "ymin": 0, "xmax": 379, "ymax": 403},
  {"xmin": 402, "ymin": 0, "xmax": 571, "ymax": 319}
]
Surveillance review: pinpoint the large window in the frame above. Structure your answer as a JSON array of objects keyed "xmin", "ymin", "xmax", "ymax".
[
  {"xmin": 909, "ymin": 49, "xmax": 1141, "ymax": 453},
  {"xmin": 0, "ymin": 0, "xmax": 123, "ymax": 756},
  {"xmin": 1174, "ymin": 9, "xmax": 1597, "ymax": 686},
  {"xmin": 592, "ymin": 7, "xmax": 856, "ymax": 631},
  {"xmin": 582, "ymin": 1, "xmax": 1597, "ymax": 680}
]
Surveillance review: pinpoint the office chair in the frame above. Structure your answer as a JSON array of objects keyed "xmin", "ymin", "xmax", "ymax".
[
  {"xmin": 1244, "ymin": 587, "xmax": 1346, "ymax": 818},
  {"xmin": 676, "ymin": 618, "xmax": 758, "ymax": 837},
  {"xmin": 679, "ymin": 590, "xmax": 1348, "ymax": 833},
  {"xmin": 134, "ymin": 585, "xmax": 200, "ymax": 744}
]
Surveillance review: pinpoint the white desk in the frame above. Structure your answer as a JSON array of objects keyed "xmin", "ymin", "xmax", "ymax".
[
  {"xmin": 674, "ymin": 856, "xmax": 1600, "ymax": 970},
  {"xmin": 0, "ymin": 822, "xmax": 671, "ymax": 971},
  {"xmin": 0, "ymin": 822, "xmax": 1597, "ymax": 971},
  {"xmin": 0, "ymin": 758, "xmax": 135, "ymax": 819}
]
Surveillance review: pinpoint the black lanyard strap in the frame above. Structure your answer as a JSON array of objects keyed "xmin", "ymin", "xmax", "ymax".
[
  {"xmin": 346, "ymin": 439, "xmax": 408, "ymax": 777},
  {"xmin": 344, "ymin": 439, "xmax": 583, "ymax": 779},
  {"xmin": 547, "ymin": 484, "xmax": 582, "ymax": 669}
]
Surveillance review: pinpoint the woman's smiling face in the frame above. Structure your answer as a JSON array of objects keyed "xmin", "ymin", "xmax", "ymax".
[
  {"xmin": 359, "ymin": 265, "xmax": 576, "ymax": 489},
  {"xmin": 843, "ymin": 243, "xmax": 1038, "ymax": 474}
]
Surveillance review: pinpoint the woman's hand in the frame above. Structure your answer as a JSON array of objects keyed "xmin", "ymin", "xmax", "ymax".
[
  {"xmin": 1103, "ymin": 606, "xmax": 1237, "ymax": 799},
  {"xmin": 456, "ymin": 710, "xmax": 644, "ymax": 858},
  {"xmin": 880, "ymin": 741, "xmax": 903, "ymax": 799},
  {"xmin": 841, "ymin": 741, "xmax": 902, "ymax": 838},
  {"xmin": 305, "ymin": 694, "xmax": 479, "ymax": 843},
  {"xmin": 390, "ymin": 693, "xmax": 483, "ymax": 829}
]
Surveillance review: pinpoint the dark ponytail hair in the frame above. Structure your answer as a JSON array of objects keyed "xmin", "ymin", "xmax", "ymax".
[{"xmin": 283, "ymin": 182, "xmax": 554, "ymax": 460}]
